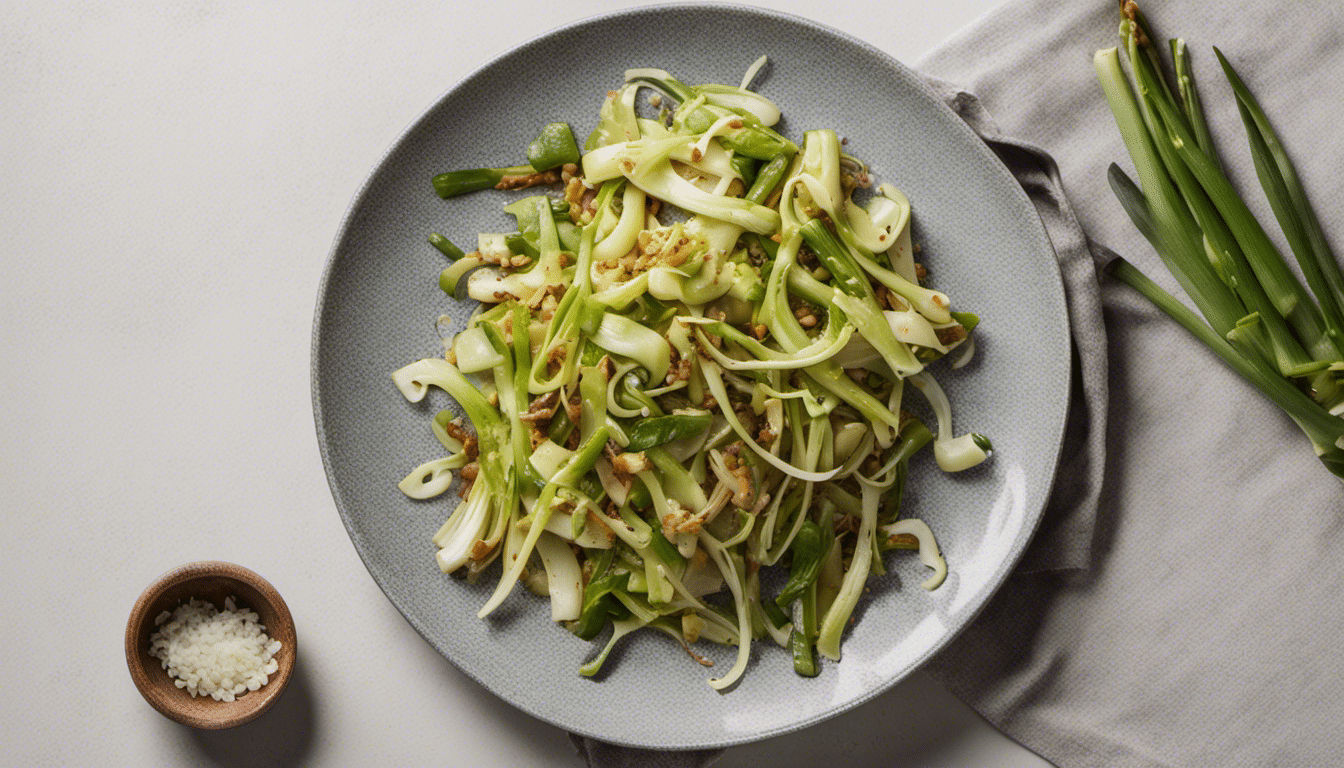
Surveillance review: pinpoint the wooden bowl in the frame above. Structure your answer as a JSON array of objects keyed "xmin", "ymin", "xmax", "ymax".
[{"xmin": 126, "ymin": 561, "xmax": 297, "ymax": 729}]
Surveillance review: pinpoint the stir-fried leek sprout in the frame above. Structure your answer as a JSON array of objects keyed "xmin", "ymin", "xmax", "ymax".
[
  {"xmin": 394, "ymin": 58, "xmax": 989, "ymax": 689},
  {"xmin": 1096, "ymin": 4, "xmax": 1344, "ymax": 478}
]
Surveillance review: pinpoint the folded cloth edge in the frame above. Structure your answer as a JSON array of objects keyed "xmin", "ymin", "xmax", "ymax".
[{"xmin": 921, "ymin": 75, "xmax": 1111, "ymax": 573}]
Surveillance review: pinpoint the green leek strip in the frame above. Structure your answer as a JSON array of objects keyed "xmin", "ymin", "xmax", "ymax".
[
  {"xmin": 791, "ymin": 580, "xmax": 820, "ymax": 677},
  {"xmin": 428, "ymin": 233, "xmax": 465, "ymax": 261},
  {"xmin": 857, "ymin": 419, "xmax": 934, "ymax": 488},
  {"xmin": 763, "ymin": 418, "xmax": 825, "ymax": 563},
  {"xmin": 789, "ymin": 229, "xmax": 924, "ymax": 376},
  {"xmin": 392, "ymin": 359, "xmax": 498, "ymax": 433},
  {"xmin": 624, "ymin": 412, "xmax": 712, "ymax": 452},
  {"xmin": 591, "ymin": 310, "xmax": 671, "ymax": 386},
  {"xmin": 816, "ymin": 483, "xmax": 881, "ymax": 660},
  {"xmin": 1216, "ymin": 48, "xmax": 1344, "ymax": 355},
  {"xmin": 1094, "ymin": 48, "xmax": 1245, "ymax": 338},
  {"xmin": 775, "ymin": 520, "xmax": 828, "ymax": 609},
  {"xmin": 699, "ymin": 359, "xmax": 839, "ymax": 482},
  {"xmin": 477, "ymin": 425, "xmax": 611, "ymax": 618},
  {"xmin": 432, "ymin": 165, "xmax": 533, "ymax": 199},
  {"xmin": 1128, "ymin": 55, "xmax": 1312, "ymax": 374},
  {"xmin": 526, "ymin": 122, "xmax": 581, "ymax": 172},
  {"xmin": 698, "ymin": 531, "xmax": 753, "ymax": 691},
  {"xmin": 481, "ymin": 322, "xmax": 545, "ymax": 491},
  {"xmin": 746, "ymin": 154, "xmax": 790, "ymax": 205},
  {"xmin": 1137, "ymin": 48, "xmax": 1335, "ymax": 361},
  {"xmin": 647, "ymin": 446, "xmax": 709, "ymax": 512},
  {"xmin": 1170, "ymin": 39, "xmax": 1217, "ymax": 160},
  {"xmin": 578, "ymin": 617, "xmax": 645, "ymax": 677},
  {"xmin": 1118, "ymin": 32, "xmax": 1292, "ymax": 367},
  {"xmin": 801, "ymin": 362, "xmax": 901, "ymax": 432},
  {"xmin": 528, "ymin": 182, "xmax": 619, "ymax": 394},
  {"xmin": 578, "ymin": 365, "xmax": 607, "ymax": 446},
  {"xmin": 625, "ymin": 161, "xmax": 780, "ymax": 234},
  {"xmin": 1108, "ymin": 257, "xmax": 1344, "ymax": 477},
  {"xmin": 881, "ymin": 518, "xmax": 947, "ymax": 590},
  {"xmin": 689, "ymin": 316, "xmax": 853, "ymax": 370}
]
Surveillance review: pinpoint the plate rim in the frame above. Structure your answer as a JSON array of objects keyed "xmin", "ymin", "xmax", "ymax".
[{"xmin": 311, "ymin": 1, "xmax": 1070, "ymax": 749}]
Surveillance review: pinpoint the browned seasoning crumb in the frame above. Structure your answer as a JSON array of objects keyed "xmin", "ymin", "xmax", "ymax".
[
  {"xmin": 1121, "ymin": 1, "xmax": 1149, "ymax": 46},
  {"xmin": 519, "ymin": 389, "xmax": 560, "ymax": 425},
  {"xmin": 886, "ymin": 532, "xmax": 920, "ymax": 549},
  {"xmin": 470, "ymin": 540, "xmax": 493, "ymax": 562},
  {"xmin": 564, "ymin": 392, "xmax": 582, "ymax": 423},
  {"xmin": 443, "ymin": 420, "xmax": 479, "ymax": 461},
  {"xmin": 529, "ymin": 426, "xmax": 547, "ymax": 450},
  {"xmin": 666, "ymin": 356, "xmax": 693, "ymax": 385},
  {"xmin": 494, "ymin": 169, "xmax": 560, "ymax": 190},
  {"xmin": 935, "ymin": 325, "xmax": 967, "ymax": 347},
  {"xmin": 458, "ymin": 461, "xmax": 479, "ymax": 498},
  {"xmin": 563, "ymin": 177, "xmax": 592, "ymax": 224},
  {"xmin": 611, "ymin": 451, "xmax": 651, "ymax": 476}
]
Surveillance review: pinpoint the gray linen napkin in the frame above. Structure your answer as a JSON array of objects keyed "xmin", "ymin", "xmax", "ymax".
[
  {"xmin": 917, "ymin": 1, "xmax": 1344, "ymax": 766},
  {"xmin": 575, "ymin": 30, "xmax": 1114, "ymax": 766}
]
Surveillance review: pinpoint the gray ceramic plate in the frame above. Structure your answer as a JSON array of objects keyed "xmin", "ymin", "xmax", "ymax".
[{"xmin": 313, "ymin": 3, "xmax": 1069, "ymax": 750}]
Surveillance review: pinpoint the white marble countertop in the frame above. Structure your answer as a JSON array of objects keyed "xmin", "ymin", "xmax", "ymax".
[{"xmin": 1, "ymin": 1, "xmax": 1054, "ymax": 765}]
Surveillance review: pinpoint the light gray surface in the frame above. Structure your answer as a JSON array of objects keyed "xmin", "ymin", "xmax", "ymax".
[
  {"xmin": 314, "ymin": 3, "xmax": 1068, "ymax": 751},
  {"xmin": 920, "ymin": 1, "xmax": 1344, "ymax": 766},
  {"xmin": 2, "ymin": 1, "xmax": 1054, "ymax": 766}
]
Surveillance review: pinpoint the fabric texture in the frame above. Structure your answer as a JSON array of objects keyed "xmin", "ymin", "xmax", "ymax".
[
  {"xmin": 918, "ymin": 1, "xmax": 1344, "ymax": 766},
  {"xmin": 921, "ymin": 75, "xmax": 1109, "ymax": 572}
]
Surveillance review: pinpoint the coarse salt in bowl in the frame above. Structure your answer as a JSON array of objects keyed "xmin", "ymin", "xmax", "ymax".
[{"xmin": 126, "ymin": 561, "xmax": 297, "ymax": 729}]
